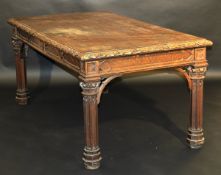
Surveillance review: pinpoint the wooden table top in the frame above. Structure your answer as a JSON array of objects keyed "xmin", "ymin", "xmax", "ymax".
[{"xmin": 8, "ymin": 12, "xmax": 212, "ymax": 60}]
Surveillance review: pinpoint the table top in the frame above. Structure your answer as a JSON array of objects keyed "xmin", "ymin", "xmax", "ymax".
[{"xmin": 8, "ymin": 12, "xmax": 212, "ymax": 60}]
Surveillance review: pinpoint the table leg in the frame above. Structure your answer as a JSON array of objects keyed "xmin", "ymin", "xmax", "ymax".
[
  {"xmin": 80, "ymin": 81, "xmax": 102, "ymax": 170},
  {"xmin": 187, "ymin": 66, "xmax": 207, "ymax": 149},
  {"xmin": 12, "ymin": 37, "xmax": 29, "ymax": 105}
]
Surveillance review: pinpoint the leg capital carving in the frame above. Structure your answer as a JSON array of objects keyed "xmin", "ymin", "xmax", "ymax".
[
  {"xmin": 187, "ymin": 66, "xmax": 207, "ymax": 80},
  {"xmin": 80, "ymin": 74, "xmax": 121, "ymax": 105},
  {"xmin": 80, "ymin": 81, "xmax": 100, "ymax": 90},
  {"xmin": 11, "ymin": 36, "xmax": 23, "ymax": 56},
  {"xmin": 80, "ymin": 81, "xmax": 100, "ymax": 103}
]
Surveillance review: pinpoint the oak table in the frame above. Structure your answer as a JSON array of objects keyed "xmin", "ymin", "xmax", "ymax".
[{"xmin": 8, "ymin": 12, "xmax": 213, "ymax": 170}]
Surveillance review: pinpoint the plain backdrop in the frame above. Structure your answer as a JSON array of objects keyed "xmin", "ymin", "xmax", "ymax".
[
  {"xmin": 0, "ymin": 0, "xmax": 220, "ymax": 83},
  {"xmin": 0, "ymin": 1, "xmax": 221, "ymax": 175}
]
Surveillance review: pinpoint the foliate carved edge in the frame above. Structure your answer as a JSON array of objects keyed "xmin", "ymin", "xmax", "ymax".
[
  {"xmin": 80, "ymin": 82, "xmax": 100, "ymax": 90},
  {"xmin": 186, "ymin": 66, "xmax": 207, "ymax": 80}
]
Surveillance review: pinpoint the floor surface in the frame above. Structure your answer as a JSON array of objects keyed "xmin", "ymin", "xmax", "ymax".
[{"xmin": 0, "ymin": 76, "xmax": 221, "ymax": 175}]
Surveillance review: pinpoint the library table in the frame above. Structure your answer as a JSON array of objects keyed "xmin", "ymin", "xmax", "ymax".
[{"xmin": 8, "ymin": 12, "xmax": 213, "ymax": 170}]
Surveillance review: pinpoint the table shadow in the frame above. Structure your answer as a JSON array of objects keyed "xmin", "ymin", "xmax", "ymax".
[
  {"xmin": 103, "ymin": 78, "xmax": 187, "ymax": 146},
  {"xmin": 30, "ymin": 52, "xmax": 53, "ymax": 102}
]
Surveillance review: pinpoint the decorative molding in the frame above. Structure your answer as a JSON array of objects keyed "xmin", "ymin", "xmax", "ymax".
[
  {"xmin": 81, "ymin": 40, "xmax": 212, "ymax": 60},
  {"xmin": 187, "ymin": 128, "xmax": 205, "ymax": 149},
  {"xmin": 16, "ymin": 89, "xmax": 30, "ymax": 105},
  {"xmin": 14, "ymin": 28, "xmax": 81, "ymax": 72},
  {"xmin": 80, "ymin": 74, "xmax": 121, "ymax": 104},
  {"xmin": 11, "ymin": 35, "xmax": 23, "ymax": 56},
  {"xmin": 176, "ymin": 66, "xmax": 207, "ymax": 90},
  {"xmin": 82, "ymin": 146, "xmax": 102, "ymax": 170},
  {"xmin": 187, "ymin": 66, "xmax": 207, "ymax": 80},
  {"xmin": 80, "ymin": 82, "xmax": 100, "ymax": 90},
  {"xmin": 82, "ymin": 95, "xmax": 97, "ymax": 103},
  {"xmin": 98, "ymin": 49, "xmax": 194, "ymax": 75},
  {"xmin": 80, "ymin": 81, "xmax": 100, "ymax": 104}
]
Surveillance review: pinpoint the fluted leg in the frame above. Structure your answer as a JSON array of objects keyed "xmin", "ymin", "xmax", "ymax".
[
  {"xmin": 12, "ymin": 37, "xmax": 29, "ymax": 105},
  {"xmin": 187, "ymin": 67, "xmax": 207, "ymax": 149},
  {"xmin": 80, "ymin": 81, "xmax": 102, "ymax": 170}
]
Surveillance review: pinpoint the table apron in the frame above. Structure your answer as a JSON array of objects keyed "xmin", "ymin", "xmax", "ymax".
[
  {"xmin": 81, "ymin": 49, "xmax": 200, "ymax": 78},
  {"xmin": 13, "ymin": 27, "xmax": 207, "ymax": 80}
]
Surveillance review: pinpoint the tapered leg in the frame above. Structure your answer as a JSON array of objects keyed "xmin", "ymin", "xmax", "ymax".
[
  {"xmin": 12, "ymin": 37, "xmax": 29, "ymax": 105},
  {"xmin": 187, "ymin": 66, "xmax": 207, "ymax": 149},
  {"xmin": 80, "ymin": 81, "xmax": 102, "ymax": 170}
]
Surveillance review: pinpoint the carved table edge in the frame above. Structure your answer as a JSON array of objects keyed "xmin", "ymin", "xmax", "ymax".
[{"xmin": 8, "ymin": 20, "xmax": 213, "ymax": 61}]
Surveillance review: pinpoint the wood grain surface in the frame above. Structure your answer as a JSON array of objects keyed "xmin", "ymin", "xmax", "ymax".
[{"xmin": 8, "ymin": 12, "xmax": 212, "ymax": 60}]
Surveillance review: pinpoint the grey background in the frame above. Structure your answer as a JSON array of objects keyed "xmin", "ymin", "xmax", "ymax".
[
  {"xmin": 0, "ymin": 0, "xmax": 220, "ymax": 83},
  {"xmin": 1, "ymin": 1, "xmax": 221, "ymax": 175}
]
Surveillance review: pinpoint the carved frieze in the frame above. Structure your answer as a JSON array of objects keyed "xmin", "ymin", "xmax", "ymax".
[
  {"xmin": 14, "ymin": 27, "xmax": 81, "ymax": 72},
  {"xmin": 98, "ymin": 49, "xmax": 194, "ymax": 75}
]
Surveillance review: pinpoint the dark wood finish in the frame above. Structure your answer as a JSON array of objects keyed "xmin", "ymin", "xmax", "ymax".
[
  {"xmin": 8, "ymin": 12, "xmax": 213, "ymax": 170},
  {"xmin": 80, "ymin": 81, "xmax": 102, "ymax": 169},
  {"xmin": 187, "ymin": 66, "xmax": 206, "ymax": 149},
  {"xmin": 11, "ymin": 34, "xmax": 29, "ymax": 105}
]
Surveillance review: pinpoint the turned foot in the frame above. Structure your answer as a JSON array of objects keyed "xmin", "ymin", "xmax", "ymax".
[
  {"xmin": 187, "ymin": 128, "xmax": 205, "ymax": 149},
  {"xmin": 16, "ymin": 89, "xmax": 29, "ymax": 105},
  {"xmin": 83, "ymin": 146, "xmax": 102, "ymax": 170}
]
